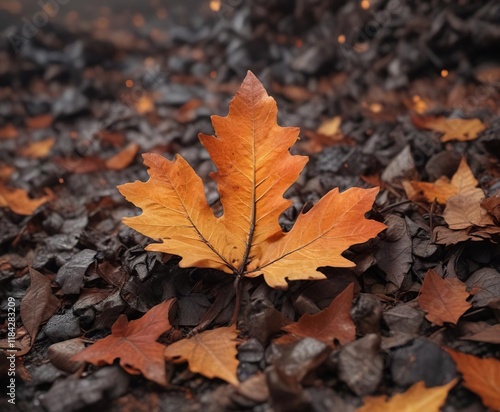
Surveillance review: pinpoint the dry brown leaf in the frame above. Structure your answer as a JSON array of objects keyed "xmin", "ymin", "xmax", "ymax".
[
  {"xmin": 417, "ymin": 269, "xmax": 471, "ymax": 326},
  {"xmin": 20, "ymin": 268, "xmax": 60, "ymax": 349},
  {"xmin": 406, "ymin": 158, "xmax": 477, "ymax": 204},
  {"xmin": 357, "ymin": 379, "xmax": 457, "ymax": 412},
  {"xmin": 482, "ymin": 192, "xmax": 500, "ymax": 223},
  {"xmin": 118, "ymin": 72, "xmax": 386, "ymax": 289},
  {"xmin": 72, "ymin": 299, "xmax": 174, "ymax": 386},
  {"xmin": 105, "ymin": 143, "xmax": 139, "ymax": 170},
  {"xmin": 26, "ymin": 114, "xmax": 54, "ymax": 129},
  {"xmin": 164, "ymin": 325, "xmax": 240, "ymax": 385},
  {"xmin": 444, "ymin": 188, "xmax": 494, "ymax": 230},
  {"xmin": 0, "ymin": 182, "xmax": 50, "ymax": 215},
  {"xmin": 412, "ymin": 116, "xmax": 486, "ymax": 142},
  {"xmin": 446, "ymin": 349, "xmax": 500, "ymax": 410},
  {"xmin": 19, "ymin": 137, "xmax": 56, "ymax": 158},
  {"xmin": 282, "ymin": 283, "xmax": 356, "ymax": 345},
  {"xmin": 0, "ymin": 123, "xmax": 18, "ymax": 139}
]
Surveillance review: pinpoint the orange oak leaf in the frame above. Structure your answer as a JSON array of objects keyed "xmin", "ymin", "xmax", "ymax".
[
  {"xmin": 118, "ymin": 71, "xmax": 385, "ymax": 288},
  {"xmin": 357, "ymin": 379, "xmax": 457, "ymax": 412},
  {"xmin": 446, "ymin": 349, "xmax": 500, "ymax": 410},
  {"xmin": 417, "ymin": 269, "xmax": 471, "ymax": 326},
  {"xmin": 164, "ymin": 325, "xmax": 240, "ymax": 385},
  {"xmin": 72, "ymin": 299, "xmax": 174, "ymax": 386},
  {"xmin": 0, "ymin": 182, "xmax": 50, "ymax": 215},
  {"xmin": 406, "ymin": 158, "xmax": 477, "ymax": 204},
  {"xmin": 412, "ymin": 116, "xmax": 486, "ymax": 142},
  {"xmin": 282, "ymin": 283, "xmax": 356, "ymax": 345}
]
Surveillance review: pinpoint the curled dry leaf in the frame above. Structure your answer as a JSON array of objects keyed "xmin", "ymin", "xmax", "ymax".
[
  {"xmin": 412, "ymin": 116, "xmax": 486, "ymax": 142},
  {"xmin": 72, "ymin": 299, "xmax": 174, "ymax": 386},
  {"xmin": 282, "ymin": 283, "xmax": 356, "ymax": 345},
  {"xmin": 118, "ymin": 71, "xmax": 385, "ymax": 288},
  {"xmin": 446, "ymin": 349, "xmax": 500, "ymax": 411},
  {"xmin": 357, "ymin": 379, "xmax": 457, "ymax": 412},
  {"xmin": 0, "ymin": 182, "xmax": 50, "ymax": 215},
  {"xmin": 20, "ymin": 268, "xmax": 60, "ymax": 350},
  {"xmin": 164, "ymin": 325, "xmax": 240, "ymax": 385},
  {"xmin": 417, "ymin": 269, "xmax": 471, "ymax": 326}
]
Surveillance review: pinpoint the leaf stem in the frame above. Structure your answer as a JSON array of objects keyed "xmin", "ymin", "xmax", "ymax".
[{"xmin": 230, "ymin": 273, "xmax": 244, "ymax": 326}]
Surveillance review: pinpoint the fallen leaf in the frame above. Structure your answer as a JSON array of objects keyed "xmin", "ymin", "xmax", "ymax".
[
  {"xmin": 406, "ymin": 158, "xmax": 477, "ymax": 204},
  {"xmin": 357, "ymin": 379, "xmax": 456, "ymax": 412},
  {"xmin": 482, "ymin": 192, "xmax": 500, "ymax": 223},
  {"xmin": 282, "ymin": 283, "xmax": 356, "ymax": 345},
  {"xmin": 20, "ymin": 268, "xmax": 60, "ymax": 348},
  {"xmin": 0, "ymin": 164, "xmax": 14, "ymax": 180},
  {"xmin": 0, "ymin": 182, "xmax": 50, "ymax": 215},
  {"xmin": 446, "ymin": 349, "xmax": 500, "ymax": 410},
  {"xmin": 164, "ymin": 325, "xmax": 239, "ymax": 385},
  {"xmin": 118, "ymin": 72, "xmax": 385, "ymax": 289},
  {"xmin": 466, "ymin": 268, "xmax": 500, "ymax": 307},
  {"xmin": 104, "ymin": 143, "xmax": 139, "ymax": 170},
  {"xmin": 412, "ymin": 116, "xmax": 486, "ymax": 142},
  {"xmin": 462, "ymin": 324, "xmax": 500, "ymax": 344},
  {"xmin": 72, "ymin": 299, "xmax": 174, "ymax": 386},
  {"xmin": 19, "ymin": 137, "xmax": 56, "ymax": 158},
  {"xmin": 0, "ymin": 123, "xmax": 18, "ymax": 139},
  {"xmin": 443, "ymin": 188, "xmax": 494, "ymax": 230},
  {"xmin": 417, "ymin": 269, "xmax": 471, "ymax": 326},
  {"xmin": 26, "ymin": 114, "xmax": 54, "ymax": 129},
  {"xmin": 317, "ymin": 116, "xmax": 341, "ymax": 136}
]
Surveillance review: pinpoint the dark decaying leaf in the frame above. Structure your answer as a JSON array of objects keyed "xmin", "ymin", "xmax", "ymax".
[
  {"xmin": 282, "ymin": 283, "xmax": 356, "ymax": 345},
  {"xmin": 20, "ymin": 268, "xmax": 60, "ymax": 349},
  {"xmin": 40, "ymin": 366, "xmax": 129, "ymax": 412}
]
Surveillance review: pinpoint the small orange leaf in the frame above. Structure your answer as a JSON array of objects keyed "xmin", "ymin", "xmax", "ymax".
[
  {"xmin": 446, "ymin": 349, "xmax": 500, "ymax": 410},
  {"xmin": 72, "ymin": 299, "xmax": 174, "ymax": 386},
  {"xmin": 164, "ymin": 325, "xmax": 240, "ymax": 385},
  {"xmin": 406, "ymin": 158, "xmax": 477, "ymax": 204},
  {"xmin": 417, "ymin": 269, "xmax": 471, "ymax": 326},
  {"xmin": 19, "ymin": 137, "xmax": 55, "ymax": 158},
  {"xmin": 317, "ymin": 116, "xmax": 342, "ymax": 136},
  {"xmin": 0, "ymin": 183, "xmax": 50, "ymax": 215},
  {"xmin": 282, "ymin": 283, "xmax": 356, "ymax": 345},
  {"xmin": 0, "ymin": 123, "xmax": 18, "ymax": 139},
  {"xmin": 105, "ymin": 143, "xmax": 139, "ymax": 170},
  {"xmin": 357, "ymin": 380, "xmax": 457, "ymax": 412},
  {"xmin": 412, "ymin": 116, "xmax": 486, "ymax": 142}
]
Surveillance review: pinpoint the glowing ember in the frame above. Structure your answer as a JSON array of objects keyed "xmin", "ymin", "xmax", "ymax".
[
  {"xmin": 338, "ymin": 34, "xmax": 346, "ymax": 44},
  {"xmin": 361, "ymin": 0, "xmax": 370, "ymax": 9},
  {"xmin": 441, "ymin": 69, "xmax": 449, "ymax": 78}
]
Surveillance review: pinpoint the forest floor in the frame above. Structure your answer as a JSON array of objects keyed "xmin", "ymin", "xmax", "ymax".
[{"xmin": 0, "ymin": 1, "xmax": 499, "ymax": 411}]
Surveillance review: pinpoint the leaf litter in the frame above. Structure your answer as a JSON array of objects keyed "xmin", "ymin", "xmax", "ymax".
[{"xmin": 1, "ymin": 2, "xmax": 500, "ymax": 411}]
